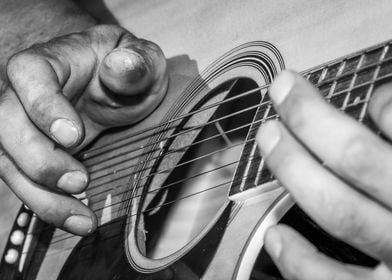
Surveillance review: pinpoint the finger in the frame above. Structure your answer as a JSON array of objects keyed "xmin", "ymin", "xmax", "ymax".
[
  {"xmin": 264, "ymin": 225, "xmax": 390, "ymax": 280},
  {"xmin": 368, "ymin": 82, "xmax": 392, "ymax": 138},
  {"xmin": 100, "ymin": 32, "xmax": 167, "ymax": 97},
  {"xmin": 257, "ymin": 120, "xmax": 392, "ymax": 264},
  {"xmin": 0, "ymin": 147, "xmax": 96, "ymax": 235},
  {"xmin": 268, "ymin": 70, "xmax": 392, "ymax": 208},
  {"xmin": 95, "ymin": 35, "xmax": 168, "ymax": 126},
  {"xmin": 7, "ymin": 49, "xmax": 85, "ymax": 148},
  {"xmin": 0, "ymin": 88, "xmax": 88, "ymax": 193}
]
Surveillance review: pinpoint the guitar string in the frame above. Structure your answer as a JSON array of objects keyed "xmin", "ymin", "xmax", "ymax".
[
  {"xmin": 85, "ymin": 120, "xmax": 256, "ymax": 200},
  {"xmin": 32, "ymin": 87, "xmax": 378, "ymax": 246},
  {"xmin": 30, "ymin": 69, "xmax": 380, "ymax": 240},
  {"xmin": 15, "ymin": 58, "xmax": 390, "ymax": 259},
  {"xmin": 72, "ymin": 68, "xmax": 379, "ymax": 201},
  {"xmin": 79, "ymin": 51, "xmax": 392, "ymax": 165},
  {"xmin": 34, "ymin": 77, "xmax": 373, "ymax": 243},
  {"xmin": 75, "ymin": 101, "xmax": 268, "ymax": 207},
  {"xmin": 79, "ymin": 56, "xmax": 389, "ymax": 185},
  {"xmin": 41, "ymin": 156, "xmax": 250, "ymax": 243},
  {"xmin": 26, "ymin": 165, "xmax": 266, "ymax": 257},
  {"xmin": 81, "ymin": 84, "xmax": 267, "ymax": 164},
  {"xmin": 76, "ymin": 50, "xmax": 391, "ymax": 191},
  {"xmin": 81, "ymin": 120, "xmax": 258, "ymax": 202},
  {"xmin": 84, "ymin": 100, "xmax": 266, "ymax": 182},
  {"xmin": 48, "ymin": 157, "xmax": 256, "ymax": 244},
  {"xmin": 78, "ymin": 71, "xmax": 379, "ymax": 198},
  {"xmin": 35, "ymin": 132, "xmax": 266, "ymax": 239},
  {"xmin": 84, "ymin": 55, "xmax": 382, "ymax": 217}
]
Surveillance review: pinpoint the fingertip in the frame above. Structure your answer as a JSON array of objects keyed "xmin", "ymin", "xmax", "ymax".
[
  {"xmin": 57, "ymin": 170, "xmax": 89, "ymax": 193},
  {"xmin": 50, "ymin": 118, "xmax": 83, "ymax": 148},
  {"xmin": 63, "ymin": 213, "xmax": 97, "ymax": 236},
  {"xmin": 264, "ymin": 226, "xmax": 283, "ymax": 260},
  {"xmin": 369, "ymin": 82, "xmax": 392, "ymax": 136},
  {"xmin": 100, "ymin": 48, "xmax": 153, "ymax": 96},
  {"xmin": 257, "ymin": 120, "xmax": 282, "ymax": 157},
  {"xmin": 270, "ymin": 70, "xmax": 297, "ymax": 105}
]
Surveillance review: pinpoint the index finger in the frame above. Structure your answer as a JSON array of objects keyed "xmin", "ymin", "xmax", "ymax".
[
  {"xmin": 268, "ymin": 70, "xmax": 392, "ymax": 208},
  {"xmin": 7, "ymin": 49, "xmax": 85, "ymax": 148}
]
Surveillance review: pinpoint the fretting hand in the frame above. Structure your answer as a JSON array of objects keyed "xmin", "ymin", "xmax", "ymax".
[
  {"xmin": 1, "ymin": 24, "xmax": 168, "ymax": 236},
  {"xmin": 257, "ymin": 70, "xmax": 392, "ymax": 279}
]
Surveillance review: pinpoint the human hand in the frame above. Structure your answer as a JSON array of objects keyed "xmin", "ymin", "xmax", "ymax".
[
  {"xmin": 257, "ymin": 70, "xmax": 392, "ymax": 279},
  {"xmin": 1, "ymin": 24, "xmax": 168, "ymax": 236}
]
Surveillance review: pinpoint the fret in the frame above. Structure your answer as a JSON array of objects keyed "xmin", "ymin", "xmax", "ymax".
[
  {"xmin": 241, "ymin": 143, "xmax": 261, "ymax": 191},
  {"xmin": 228, "ymin": 101, "xmax": 269, "ymax": 196},
  {"xmin": 319, "ymin": 82, "xmax": 334, "ymax": 97},
  {"xmin": 361, "ymin": 48, "xmax": 384, "ymax": 67},
  {"xmin": 307, "ymin": 69, "xmax": 323, "ymax": 84},
  {"xmin": 323, "ymin": 62, "xmax": 343, "ymax": 81},
  {"xmin": 341, "ymin": 56, "xmax": 361, "ymax": 75},
  {"xmin": 345, "ymin": 103, "xmax": 366, "ymax": 121},
  {"xmin": 378, "ymin": 60, "xmax": 392, "ymax": 77},
  {"xmin": 347, "ymin": 85, "xmax": 370, "ymax": 106},
  {"xmin": 333, "ymin": 75, "xmax": 354, "ymax": 93},
  {"xmin": 254, "ymin": 162, "xmax": 273, "ymax": 187},
  {"xmin": 329, "ymin": 93, "xmax": 348, "ymax": 108},
  {"xmin": 384, "ymin": 45, "xmax": 392, "ymax": 60},
  {"xmin": 230, "ymin": 41, "xmax": 392, "ymax": 199},
  {"xmin": 354, "ymin": 66, "xmax": 377, "ymax": 86},
  {"xmin": 266, "ymin": 104, "xmax": 277, "ymax": 118}
]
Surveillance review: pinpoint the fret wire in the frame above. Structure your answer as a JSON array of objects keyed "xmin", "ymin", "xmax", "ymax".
[
  {"xmin": 340, "ymin": 65, "xmax": 358, "ymax": 112},
  {"xmin": 254, "ymin": 157, "xmax": 265, "ymax": 187}
]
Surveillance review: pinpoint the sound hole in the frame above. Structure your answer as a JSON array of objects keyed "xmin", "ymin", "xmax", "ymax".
[
  {"xmin": 250, "ymin": 205, "xmax": 378, "ymax": 279},
  {"xmin": 139, "ymin": 78, "xmax": 261, "ymax": 259}
]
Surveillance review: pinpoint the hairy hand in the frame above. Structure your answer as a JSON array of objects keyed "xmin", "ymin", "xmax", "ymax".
[
  {"xmin": 1, "ymin": 24, "xmax": 168, "ymax": 235},
  {"xmin": 257, "ymin": 71, "xmax": 392, "ymax": 279}
]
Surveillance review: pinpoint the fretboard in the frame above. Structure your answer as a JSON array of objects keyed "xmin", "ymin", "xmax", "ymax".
[{"xmin": 229, "ymin": 40, "xmax": 392, "ymax": 199}]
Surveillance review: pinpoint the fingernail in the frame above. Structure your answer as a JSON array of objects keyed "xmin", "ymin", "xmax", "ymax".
[
  {"xmin": 270, "ymin": 71, "xmax": 296, "ymax": 105},
  {"xmin": 50, "ymin": 119, "xmax": 79, "ymax": 148},
  {"xmin": 257, "ymin": 121, "xmax": 281, "ymax": 156},
  {"xmin": 57, "ymin": 171, "xmax": 88, "ymax": 192},
  {"xmin": 104, "ymin": 49, "xmax": 148, "ymax": 82},
  {"xmin": 63, "ymin": 215, "xmax": 93, "ymax": 235},
  {"xmin": 265, "ymin": 227, "xmax": 283, "ymax": 259}
]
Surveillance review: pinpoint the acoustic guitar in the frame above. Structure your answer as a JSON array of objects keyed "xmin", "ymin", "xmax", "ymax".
[{"xmin": 1, "ymin": 0, "xmax": 392, "ymax": 279}]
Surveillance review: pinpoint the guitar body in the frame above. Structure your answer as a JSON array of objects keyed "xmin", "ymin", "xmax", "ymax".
[{"xmin": 1, "ymin": 0, "xmax": 392, "ymax": 279}]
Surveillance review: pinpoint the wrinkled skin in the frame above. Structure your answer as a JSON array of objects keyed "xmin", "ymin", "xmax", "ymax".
[
  {"xmin": 1, "ymin": 24, "xmax": 168, "ymax": 235},
  {"xmin": 257, "ymin": 71, "xmax": 392, "ymax": 279}
]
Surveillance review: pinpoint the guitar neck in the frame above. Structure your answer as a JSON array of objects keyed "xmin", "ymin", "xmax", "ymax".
[{"xmin": 229, "ymin": 40, "xmax": 392, "ymax": 198}]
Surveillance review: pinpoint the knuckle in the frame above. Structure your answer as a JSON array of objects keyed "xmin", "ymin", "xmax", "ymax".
[
  {"xmin": 326, "ymin": 202, "xmax": 366, "ymax": 242},
  {"xmin": 341, "ymin": 136, "xmax": 375, "ymax": 181},
  {"xmin": 278, "ymin": 260, "xmax": 302, "ymax": 280},
  {"xmin": 7, "ymin": 51, "xmax": 31, "ymax": 78},
  {"xmin": 35, "ymin": 204, "xmax": 62, "ymax": 227},
  {"xmin": 21, "ymin": 137, "xmax": 60, "ymax": 186}
]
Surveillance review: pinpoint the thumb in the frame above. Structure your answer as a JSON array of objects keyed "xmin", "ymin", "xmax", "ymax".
[{"xmin": 99, "ymin": 36, "xmax": 167, "ymax": 97}]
